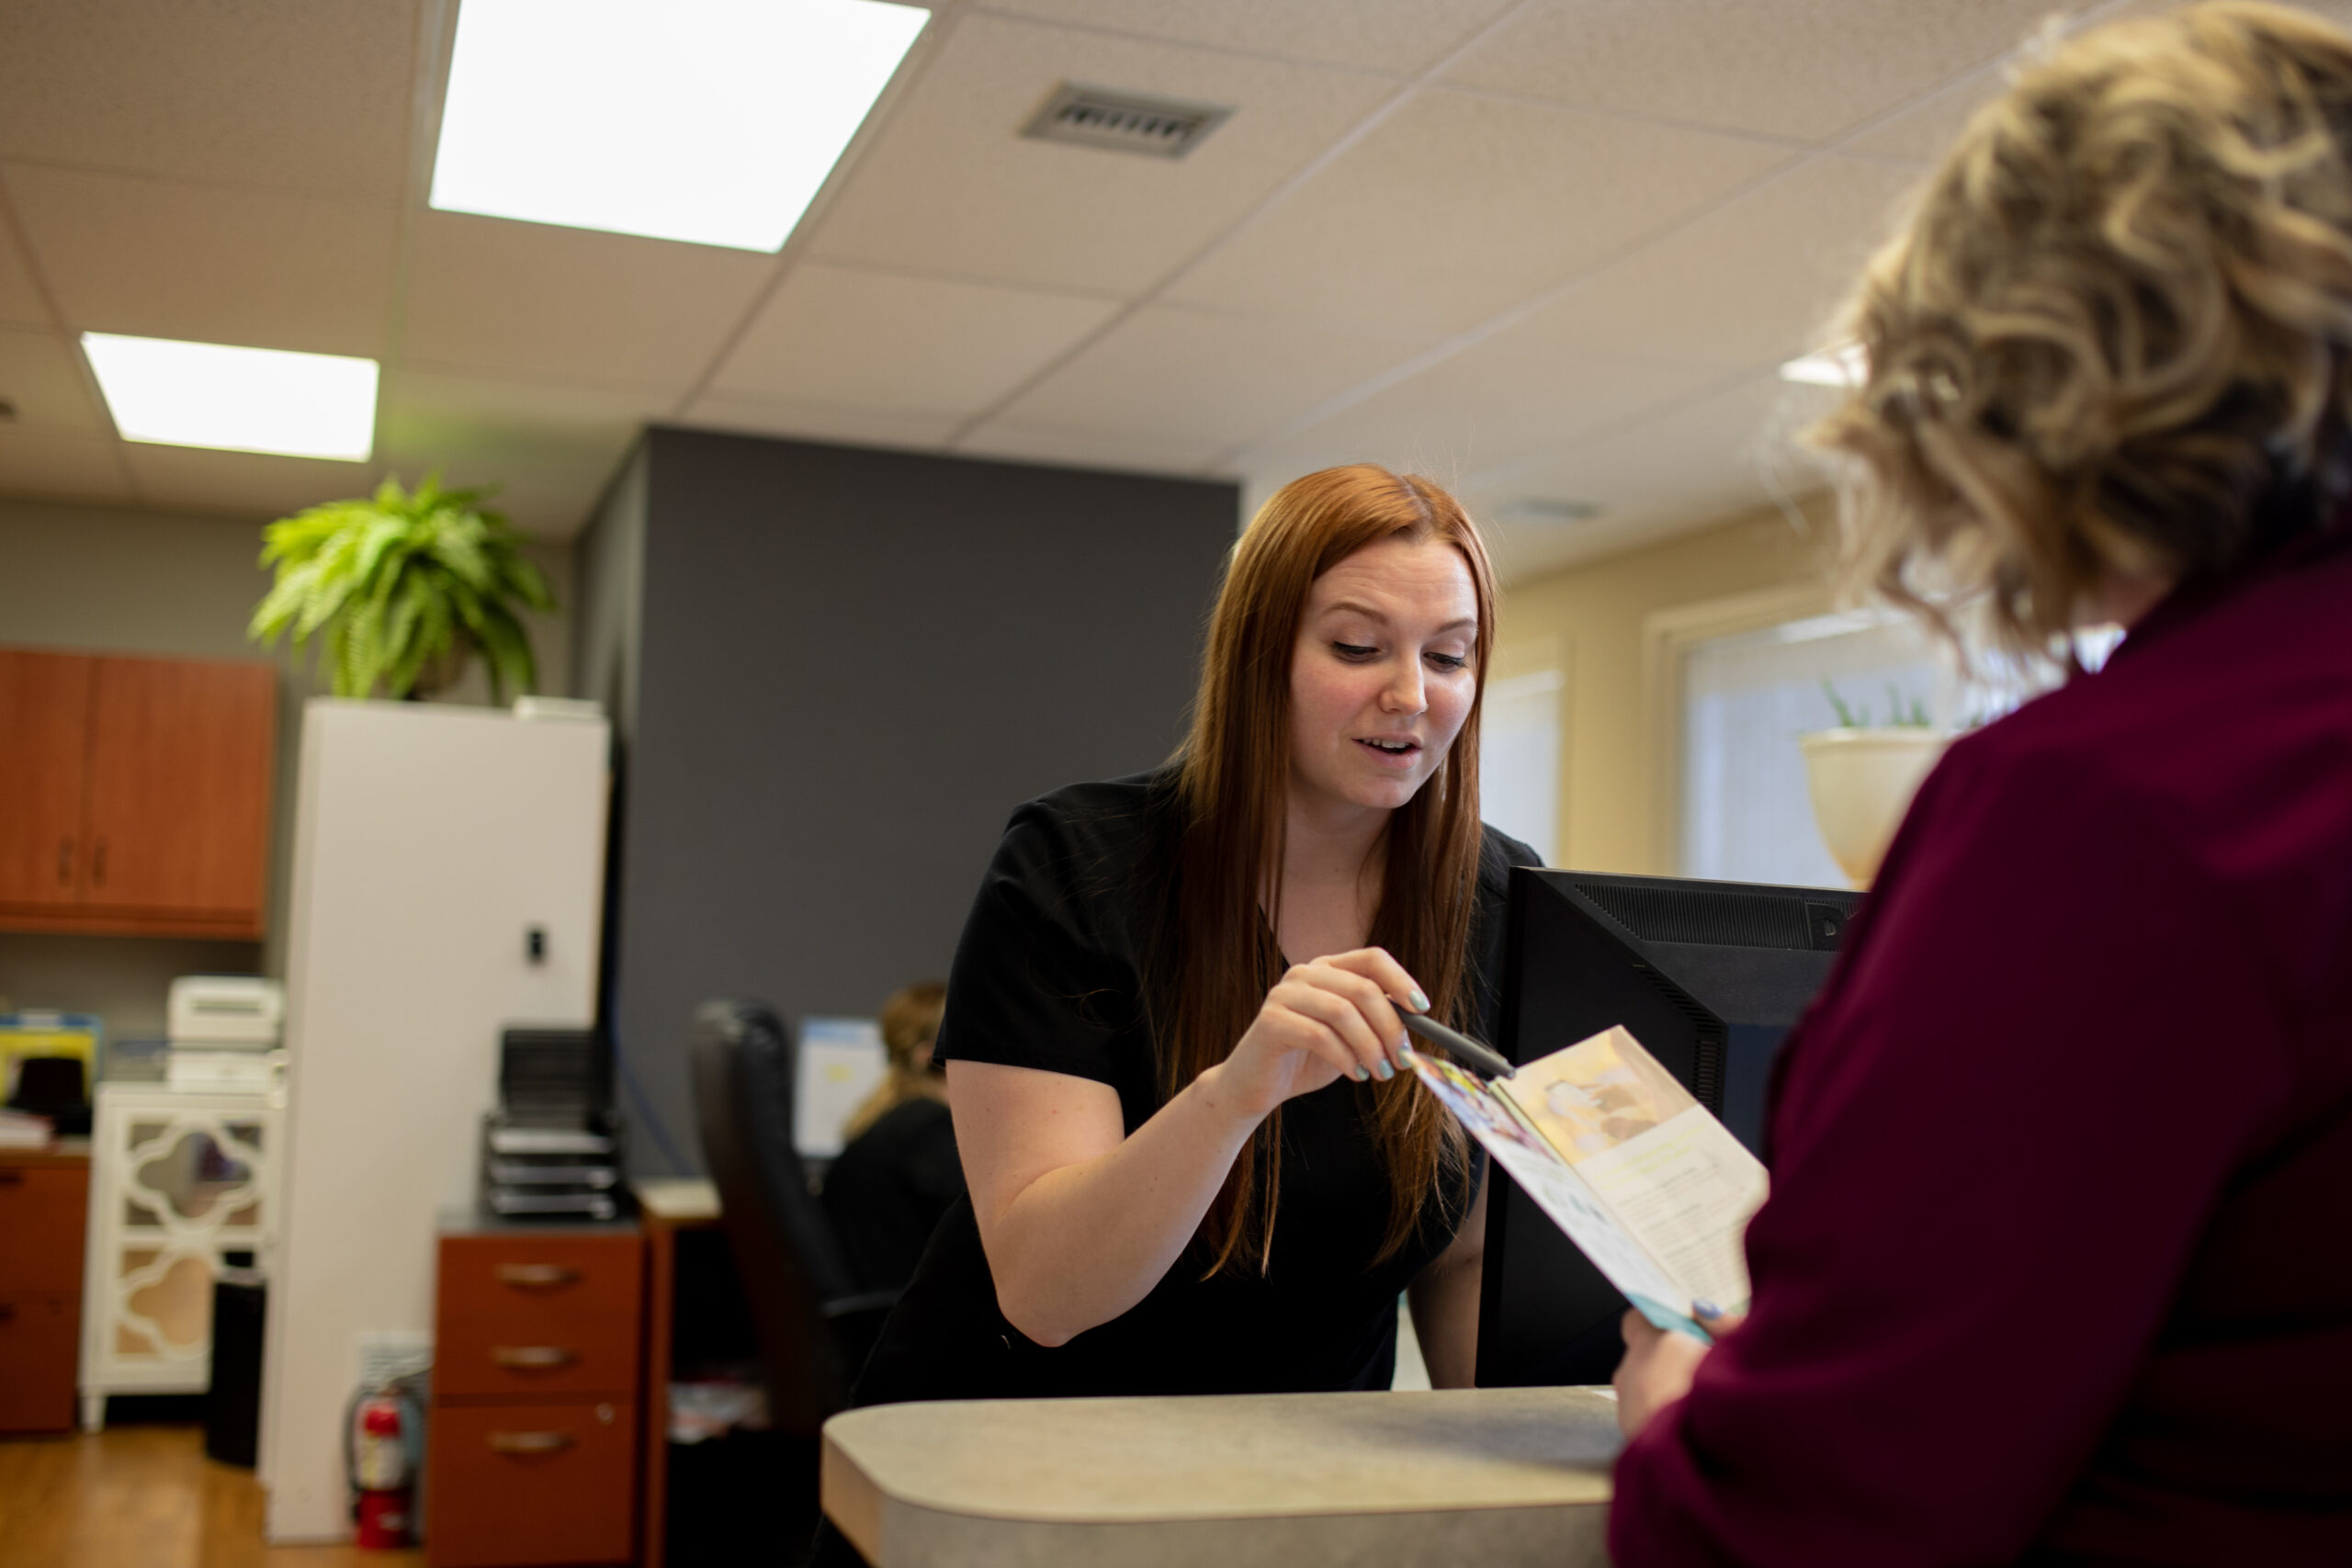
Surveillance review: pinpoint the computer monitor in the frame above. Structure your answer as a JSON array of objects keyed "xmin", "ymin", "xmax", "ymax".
[{"xmin": 1474, "ymin": 868, "xmax": 1860, "ymax": 1388}]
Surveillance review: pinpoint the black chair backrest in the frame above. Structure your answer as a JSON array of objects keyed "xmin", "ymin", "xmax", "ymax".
[{"xmin": 688, "ymin": 999, "xmax": 865, "ymax": 1436}]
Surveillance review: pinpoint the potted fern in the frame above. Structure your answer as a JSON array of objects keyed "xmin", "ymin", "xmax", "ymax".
[
  {"xmin": 248, "ymin": 476, "xmax": 554, "ymax": 702},
  {"xmin": 1798, "ymin": 682, "xmax": 1951, "ymax": 887}
]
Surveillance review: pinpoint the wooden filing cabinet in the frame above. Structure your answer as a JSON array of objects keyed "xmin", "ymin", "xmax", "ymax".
[
  {"xmin": 0, "ymin": 1145, "xmax": 90, "ymax": 1432},
  {"xmin": 430, "ymin": 1220, "xmax": 645, "ymax": 1568}
]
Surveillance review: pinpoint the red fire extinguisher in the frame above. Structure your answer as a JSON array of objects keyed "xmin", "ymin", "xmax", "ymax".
[{"xmin": 349, "ymin": 1387, "xmax": 418, "ymax": 1549}]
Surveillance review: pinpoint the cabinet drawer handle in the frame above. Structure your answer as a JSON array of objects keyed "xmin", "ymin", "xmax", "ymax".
[
  {"xmin": 487, "ymin": 1430, "xmax": 575, "ymax": 1455},
  {"xmin": 491, "ymin": 1345, "xmax": 578, "ymax": 1369},
  {"xmin": 493, "ymin": 1263, "xmax": 581, "ymax": 1288}
]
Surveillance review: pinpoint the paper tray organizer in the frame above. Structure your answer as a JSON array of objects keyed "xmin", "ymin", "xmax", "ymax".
[{"xmin": 478, "ymin": 1028, "xmax": 626, "ymax": 1222}]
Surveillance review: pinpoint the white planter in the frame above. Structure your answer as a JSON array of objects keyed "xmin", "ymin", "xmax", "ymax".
[{"xmin": 1798, "ymin": 728, "xmax": 1951, "ymax": 888}]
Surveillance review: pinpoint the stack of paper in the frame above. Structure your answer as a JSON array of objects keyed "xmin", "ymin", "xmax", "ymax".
[{"xmin": 0, "ymin": 1108, "xmax": 54, "ymax": 1149}]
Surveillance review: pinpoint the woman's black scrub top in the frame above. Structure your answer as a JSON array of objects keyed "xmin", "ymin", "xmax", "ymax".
[{"xmin": 849, "ymin": 770, "xmax": 1540, "ymax": 1406}]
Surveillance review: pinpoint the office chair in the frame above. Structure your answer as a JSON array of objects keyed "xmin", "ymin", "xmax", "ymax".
[{"xmin": 688, "ymin": 1000, "xmax": 900, "ymax": 1438}]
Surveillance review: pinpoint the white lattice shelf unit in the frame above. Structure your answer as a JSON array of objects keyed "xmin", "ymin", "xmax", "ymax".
[{"xmin": 79, "ymin": 1080, "xmax": 284, "ymax": 1429}]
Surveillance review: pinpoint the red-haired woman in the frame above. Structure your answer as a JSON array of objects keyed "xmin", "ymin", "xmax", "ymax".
[{"xmin": 851, "ymin": 463, "xmax": 1538, "ymax": 1407}]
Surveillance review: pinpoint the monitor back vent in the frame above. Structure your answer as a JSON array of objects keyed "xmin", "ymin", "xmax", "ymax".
[
  {"xmin": 1571, "ymin": 879, "xmax": 1813, "ymax": 950},
  {"xmin": 1022, "ymin": 84, "xmax": 1233, "ymax": 159}
]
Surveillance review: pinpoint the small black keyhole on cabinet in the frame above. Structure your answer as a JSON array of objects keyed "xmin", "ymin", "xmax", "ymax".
[{"xmin": 526, "ymin": 925, "xmax": 548, "ymax": 964}]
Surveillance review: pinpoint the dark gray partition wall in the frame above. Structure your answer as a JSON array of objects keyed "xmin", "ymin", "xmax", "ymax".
[{"xmin": 574, "ymin": 427, "xmax": 1238, "ymax": 1175}]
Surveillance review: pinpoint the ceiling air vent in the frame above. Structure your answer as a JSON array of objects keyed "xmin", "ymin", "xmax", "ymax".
[{"xmin": 1022, "ymin": 84, "xmax": 1232, "ymax": 159}]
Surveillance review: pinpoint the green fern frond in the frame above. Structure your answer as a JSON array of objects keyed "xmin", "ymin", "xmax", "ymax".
[{"xmin": 246, "ymin": 472, "xmax": 553, "ymax": 700}]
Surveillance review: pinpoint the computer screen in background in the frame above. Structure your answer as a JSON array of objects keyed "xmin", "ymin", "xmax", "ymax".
[{"xmin": 1475, "ymin": 869, "xmax": 1859, "ymax": 1389}]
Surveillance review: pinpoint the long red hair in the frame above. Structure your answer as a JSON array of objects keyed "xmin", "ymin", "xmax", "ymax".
[{"xmin": 1159, "ymin": 463, "xmax": 1497, "ymax": 1275}]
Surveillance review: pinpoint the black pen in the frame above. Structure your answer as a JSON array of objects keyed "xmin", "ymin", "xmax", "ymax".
[{"xmin": 1399, "ymin": 1010, "xmax": 1516, "ymax": 1080}]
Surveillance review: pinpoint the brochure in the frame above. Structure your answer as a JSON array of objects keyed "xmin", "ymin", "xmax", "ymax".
[{"xmin": 1404, "ymin": 1023, "xmax": 1768, "ymax": 1340}]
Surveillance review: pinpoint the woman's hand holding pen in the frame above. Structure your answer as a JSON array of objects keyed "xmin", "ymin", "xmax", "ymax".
[{"xmin": 1203, "ymin": 947, "xmax": 1429, "ymax": 1124}]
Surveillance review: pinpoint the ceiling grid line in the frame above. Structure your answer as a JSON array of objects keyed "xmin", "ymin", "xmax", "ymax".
[
  {"xmin": 0, "ymin": 159, "xmax": 141, "ymax": 501},
  {"xmin": 664, "ymin": 0, "xmax": 979, "ymax": 423},
  {"xmin": 933, "ymin": 0, "xmax": 1551, "ymax": 452},
  {"xmin": 960, "ymin": 3, "xmax": 1418, "ymax": 82},
  {"xmin": 1204, "ymin": 0, "xmax": 2143, "ymax": 486},
  {"xmin": 375, "ymin": 0, "xmax": 455, "ymax": 477}
]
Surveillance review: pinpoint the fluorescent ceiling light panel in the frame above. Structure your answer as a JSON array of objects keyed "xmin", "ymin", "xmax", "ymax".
[
  {"xmin": 430, "ymin": 0, "xmax": 930, "ymax": 252},
  {"xmin": 1779, "ymin": 344, "xmax": 1867, "ymax": 388},
  {"xmin": 82, "ymin": 333, "xmax": 379, "ymax": 461}
]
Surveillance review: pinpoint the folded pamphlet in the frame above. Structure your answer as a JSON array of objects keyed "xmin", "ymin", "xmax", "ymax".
[{"xmin": 1405, "ymin": 1024, "xmax": 1768, "ymax": 1341}]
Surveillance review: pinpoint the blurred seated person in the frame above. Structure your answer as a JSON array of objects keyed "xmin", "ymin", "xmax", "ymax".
[
  {"xmin": 820, "ymin": 981, "xmax": 959, "ymax": 1292},
  {"xmin": 1610, "ymin": 6, "xmax": 2352, "ymax": 1563}
]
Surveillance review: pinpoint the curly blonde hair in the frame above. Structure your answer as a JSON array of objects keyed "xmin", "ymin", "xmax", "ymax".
[{"xmin": 1811, "ymin": 2, "xmax": 2352, "ymax": 657}]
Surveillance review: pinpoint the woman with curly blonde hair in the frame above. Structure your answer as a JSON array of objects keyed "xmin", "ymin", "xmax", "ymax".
[{"xmin": 1609, "ymin": 6, "xmax": 2352, "ymax": 1563}]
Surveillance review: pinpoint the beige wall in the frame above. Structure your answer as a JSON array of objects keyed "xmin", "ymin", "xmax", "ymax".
[
  {"xmin": 1494, "ymin": 501, "xmax": 1833, "ymax": 876},
  {"xmin": 0, "ymin": 495, "xmax": 572, "ymax": 1036}
]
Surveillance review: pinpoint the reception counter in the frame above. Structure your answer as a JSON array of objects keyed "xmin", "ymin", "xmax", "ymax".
[{"xmin": 822, "ymin": 1385, "xmax": 1620, "ymax": 1566}]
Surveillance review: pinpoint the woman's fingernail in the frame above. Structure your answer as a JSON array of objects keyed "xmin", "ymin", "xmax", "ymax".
[
  {"xmin": 1693, "ymin": 1299, "xmax": 1720, "ymax": 1318},
  {"xmin": 1373, "ymin": 1058, "xmax": 1394, "ymax": 1082},
  {"xmin": 1351, "ymin": 1064, "xmax": 1369, "ymax": 1082},
  {"xmin": 1409, "ymin": 988, "xmax": 1430, "ymax": 1012}
]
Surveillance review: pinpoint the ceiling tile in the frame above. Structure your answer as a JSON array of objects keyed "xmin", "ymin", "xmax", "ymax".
[
  {"xmin": 0, "ymin": 0, "xmax": 418, "ymax": 200},
  {"xmin": 978, "ymin": 0, "xmax": 1519, "ymax": 74},
  {"xmin": 1234, "ymin": 336, "xmax": 1723, "ymax": 488},
  {"xmin": 954, "ymin": 418, "xmax": 1224, "ymax": 476},
  {"xmin": 1442, "ymin": 0, "xmax": 2096, "ymax": 145},
  {"xmin": 712, "ymin": 265, "xmax": 1121, "ymax": 417},
  {"xmin": 381, "ymin": 370, "xmax": 669, "ymax": 478},
  {"xmin": 995, "ymin": 301, "xmax": 1437, "ymax": 453},
  {"xmin": 376, "ymin": 369, "xmax": 673, "ymax": 538},
  {"xmin": 678, "ymin": 394, "xmax": 963, "ymax": 455},
  {"xmin": 0, "ymin": 217, "xmax": 49, "ymax": 327},
  {"xmin": 403, "ymin": 212, "xmax": 775, "ymax": 386},
  {"xmin": 0, "ymin": 326, "xmax": 105, "ymax": 432},
  {"xmin": 1498, "ymin": 154, "xmax": 1923, "ymax": 373},
  {"xmin": 808, "ymin": 13, "xmax": 1397, "ymax": 295},
  {"xmin": 6, "ymin": 164, "xmax": 396, "ymax": 355},
  {"xmin": 1166, "ymin": 87, "xmax": 1788, "ymax": 336},
  {"xmin": 1460, "ymin": 371, "xmax": 1833, "ymax": 580},
  {"xmin": 0, "ymin": 427, "xmax": 130, "ymax": 504},
  {"xmin": 119, "ymin": 442, "xmax": 377, "ymax": 520},
  {"xmin": 1840, "ymin": 64, "xmax": 2004, "ymax": 164}
]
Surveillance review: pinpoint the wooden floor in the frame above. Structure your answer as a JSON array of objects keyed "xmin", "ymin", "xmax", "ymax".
[{"xmin": 0, "ymin": 1423, "xmax": 425, "ymax": 1568}]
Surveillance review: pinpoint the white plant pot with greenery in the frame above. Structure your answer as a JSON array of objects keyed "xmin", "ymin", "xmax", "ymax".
[
  {"xmin": 247, "ymin": 476, "xmax": 553, "ymax": 703},
  {"xmin": 1798, "ymin": 728, "xmax": 1951, "ymax": 887},
  {"xmin": 1798, "ymin": 681, "xmax": 1951, "ymax": 887}
]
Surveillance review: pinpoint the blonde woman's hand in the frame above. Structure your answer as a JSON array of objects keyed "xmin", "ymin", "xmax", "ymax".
[
  {"xmin": 1204, "ymin": 948, "xmax": 1429, "ymax": 1125},
  {"xmin": 1614, "ymin": 1303, "xmax": 1745, "ymax": 1439}
]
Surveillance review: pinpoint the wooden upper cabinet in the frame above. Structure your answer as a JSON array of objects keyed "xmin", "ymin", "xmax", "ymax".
[
  {"xmin": 0, "ymin": 648, "xmax": 276, "ymax": 939},
  {"xmin": 0, "ymin": 651, "xmax": 93, "ymax": 908},
  {"xmin": 84, "ymin": 658, "xmax": 277, "ymax": 924}
]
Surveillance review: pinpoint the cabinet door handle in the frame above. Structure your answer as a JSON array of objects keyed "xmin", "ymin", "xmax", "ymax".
[
  {"xmin": 0, "ymin": 1169, "xmax": 23, "ymax": 1185},
  {"xmin": 492, "ymin": 1263, "xmax": 581, "ymax": 1288},
  {"xmin": 0, "ymin": 1303, "xmax": 17, "ymax": 1322},
  {"xmin": 487, "ymin": 1430, "xmax": 575, "ymax": 1455},
  {"xmin": 491, "ymin": 1346, "xmax": 578, "ymax": 1369},
  {"xmin": 57, "ymin": 838, "xmax": 72, "ymax": 886},
  {"xmin": 91, "ymin": 838, "xmax": 107, "ymax": 887}
]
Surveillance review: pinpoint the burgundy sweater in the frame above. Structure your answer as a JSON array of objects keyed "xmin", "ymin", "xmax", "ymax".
[{"xmin": 1610, "ymin": 530, "xmax": 2352, "ymax": 1567}]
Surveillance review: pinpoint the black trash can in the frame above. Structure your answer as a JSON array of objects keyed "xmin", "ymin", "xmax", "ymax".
[{"xmin": 206, "ymin": 1267, "xmax": 267, "ymax": 1467}]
